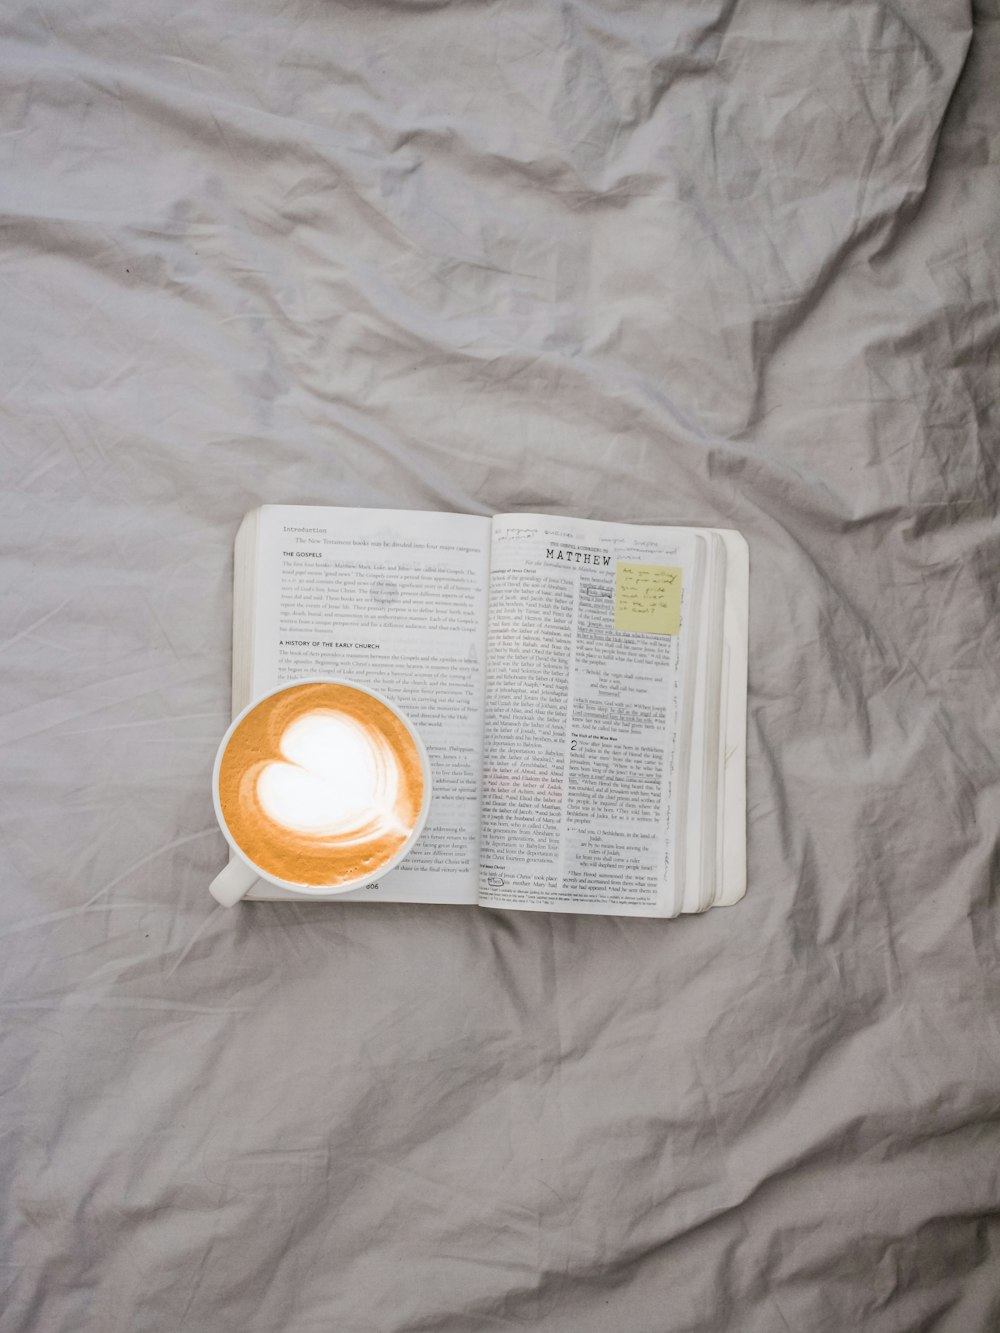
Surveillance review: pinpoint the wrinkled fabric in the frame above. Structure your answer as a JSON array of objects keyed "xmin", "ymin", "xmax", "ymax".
[{"xmin": 2, "ymin": 1, "xmax": 999, "ymax": 1330}]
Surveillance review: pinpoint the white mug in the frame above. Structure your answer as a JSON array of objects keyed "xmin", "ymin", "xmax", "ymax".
[{"xmin": 209, "ymin": 678, "xmax": 432, "ymax": 906}]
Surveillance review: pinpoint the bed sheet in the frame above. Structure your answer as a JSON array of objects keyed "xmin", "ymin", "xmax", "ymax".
[{"xmin": 2, "ymin": 2, "xmax": 998, "ymax": 1330}]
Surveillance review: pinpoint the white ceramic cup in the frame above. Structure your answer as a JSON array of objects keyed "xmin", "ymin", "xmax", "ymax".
[{"xmin": 209, "ymin": 678, "xmax": 432, "ymax": 907}]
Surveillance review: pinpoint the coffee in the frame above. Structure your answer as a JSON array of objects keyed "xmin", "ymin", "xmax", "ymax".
[{"xmin": 217, "ymin": 681, "xmax": 426, "ymax": 888}]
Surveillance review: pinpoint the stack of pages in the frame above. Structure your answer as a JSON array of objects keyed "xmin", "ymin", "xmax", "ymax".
[{"xmin": 230, "ymin": 506, "xmax": 748, "ymax": 917}]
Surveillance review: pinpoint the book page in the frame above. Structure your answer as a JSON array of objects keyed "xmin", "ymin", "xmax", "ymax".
[
  {"xmin": 478, "ymin": 514, "xmax": 700, "ymax": 917},
  {"xmin": 245, "ymin": 505, "xmax": 491, "ymax": 905}
]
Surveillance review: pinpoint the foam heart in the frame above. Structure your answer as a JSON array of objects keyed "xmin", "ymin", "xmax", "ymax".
[{"xmin": 255, "ymin": 709, "xmax": 399, "ymax": 838}]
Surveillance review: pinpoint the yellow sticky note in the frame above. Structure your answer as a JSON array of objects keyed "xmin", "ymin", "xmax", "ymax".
[{"xmin": 614, "ymin": 563, "xmax": 682, "ymax": 634}]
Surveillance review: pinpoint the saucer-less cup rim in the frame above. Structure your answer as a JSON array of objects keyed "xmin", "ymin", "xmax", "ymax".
[{"xmin": 210, "ymin": 677, "xmax": 432, "ymax": 906}]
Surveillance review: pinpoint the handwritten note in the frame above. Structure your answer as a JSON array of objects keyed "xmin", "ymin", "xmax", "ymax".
[{"xmin": 614, "ymin": 563, "xmax": 682, "ymax": 634}]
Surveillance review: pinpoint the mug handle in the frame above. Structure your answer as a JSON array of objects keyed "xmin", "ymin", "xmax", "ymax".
[{"xmin": 209, "ymin": 858, "xmax": 258, "ymax": 907}]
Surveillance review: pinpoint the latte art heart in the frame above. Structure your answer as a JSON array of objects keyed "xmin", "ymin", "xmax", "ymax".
[
  {"xmin": 255, "ymin": 710, "xmax": 402, "ymax": 839},
  {"xmin": 216, "ymin": 682, "xmax": 426, "ymax": 887}
]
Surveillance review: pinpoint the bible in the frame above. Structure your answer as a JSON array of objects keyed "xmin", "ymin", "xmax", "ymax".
[{"xmin": 229, "ymin": 505, "xmax": 748, "ymax": 917}]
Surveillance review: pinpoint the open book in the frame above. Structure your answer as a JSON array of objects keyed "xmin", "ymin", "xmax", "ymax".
[{"xmin": 230, "ymin": 506, "xmax": 748, "ymax": 917}]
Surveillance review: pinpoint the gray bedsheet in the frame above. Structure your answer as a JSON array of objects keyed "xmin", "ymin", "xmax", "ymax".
[{"xmin": 2, "ymin": 2, "xmax": 998, "ymax": 1329}]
